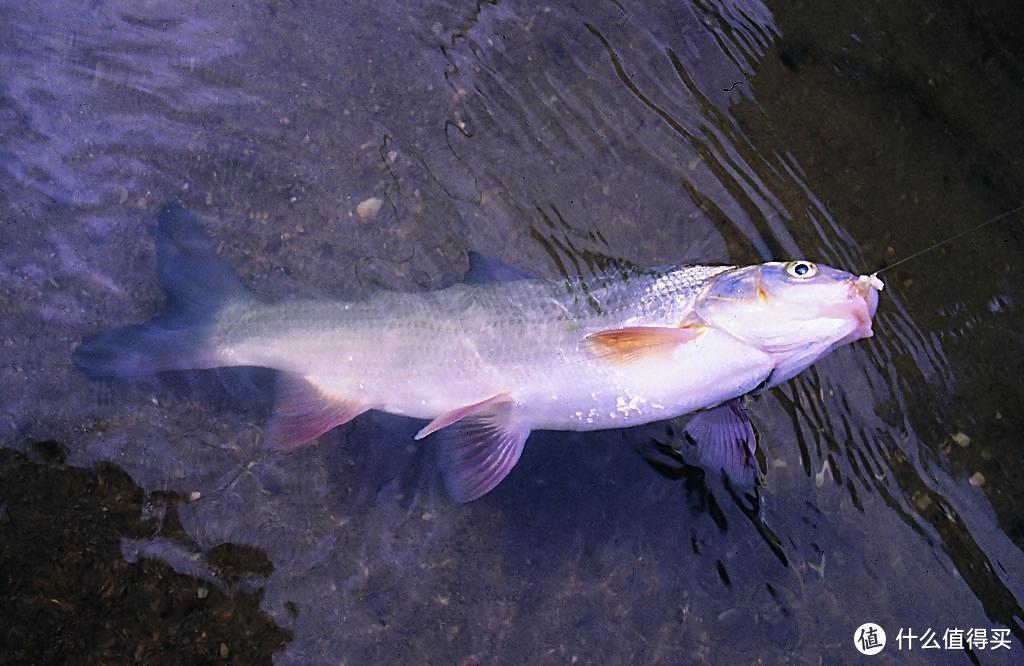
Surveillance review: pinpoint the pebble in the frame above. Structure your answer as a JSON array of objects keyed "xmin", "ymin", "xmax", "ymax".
[
  {"xmin": 968, "ymin": 472, "xmax": 985, "ymax": 487},
  {"xmin": 356, "ymin": 197, "xmax": 383, "ymax": 220},
  {"xmin": 951, "ymin": 432, "xmax": 971, "ymax": 447}
]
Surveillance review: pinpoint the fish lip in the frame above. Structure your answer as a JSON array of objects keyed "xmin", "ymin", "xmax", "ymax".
[
  {"xmin": 855, "ymin": 274, "xmax": 883, "ymax": 315},
  {"xmin": 832, "ymin": 276, "xmax": 881, "ymax": 341}
]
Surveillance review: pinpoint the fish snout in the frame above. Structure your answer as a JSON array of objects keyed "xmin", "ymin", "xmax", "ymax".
[
  {"xmin": 841, "ymin": 274, "xmax": 883, "ymax": 338},
  {"xmin": 853, "ymin": 274, "xmax": 883, "ymax": 317}
]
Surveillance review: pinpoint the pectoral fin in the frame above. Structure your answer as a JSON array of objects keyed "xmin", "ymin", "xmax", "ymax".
[
  {"xmin": 683, "ymin": 398, "xmax": 763, "ymax": 485},
  {"xmin": 585, "ymin": 325, "xmax": 704, "ymax": 364},
  {"xmin": 416, "ymin": 395, "xmax": 530, "ymax": 502},
  {"xmin": 264, "ymin": 373, "xmax": 368, "ymax": 450}
]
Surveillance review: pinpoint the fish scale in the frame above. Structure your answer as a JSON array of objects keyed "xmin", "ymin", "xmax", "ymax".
[{"xmin": 218, "ymin": 265, "xmax": 736, "ymax": 421}]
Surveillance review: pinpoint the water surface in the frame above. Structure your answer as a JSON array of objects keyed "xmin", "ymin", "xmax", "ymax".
[{"xmin": 1, "ymin": 0, "xmax": 1022, "ymax": 663}]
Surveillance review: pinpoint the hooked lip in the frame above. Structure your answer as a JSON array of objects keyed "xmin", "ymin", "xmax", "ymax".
[
  {"xmin": 847, "ymin": 274, "xmax": 883, "ymax": 337},
  {"xmin": 821, "ymin": 275, "xmax": 882, "ymax": 341},
  {"xmin": 856, "ymin": 273, "xmax": 882, "ymax": 314}
]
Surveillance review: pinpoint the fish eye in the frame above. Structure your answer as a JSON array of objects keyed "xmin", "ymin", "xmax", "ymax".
[{"xmin": 785, "ymin": 260, "xmax": 818, "ymax": 279}]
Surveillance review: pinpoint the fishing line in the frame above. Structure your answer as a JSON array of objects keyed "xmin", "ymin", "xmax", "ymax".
[{"xmin": 874, "ymin": 203, "xmax": 1024, "ymax": 275}]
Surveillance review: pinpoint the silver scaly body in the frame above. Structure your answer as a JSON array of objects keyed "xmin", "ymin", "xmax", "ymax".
[{"xmin": 216, "ymin": 265, "xmax": 769, "ymax": 431}]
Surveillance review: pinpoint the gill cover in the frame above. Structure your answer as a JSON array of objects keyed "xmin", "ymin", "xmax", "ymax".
[{"xmin": 692, "ymin": 261, "xmax": 880, "ymax": 386}]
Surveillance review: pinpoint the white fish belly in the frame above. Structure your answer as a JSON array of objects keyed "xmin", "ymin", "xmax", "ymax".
[
  {"xmin": 236, "ymin": 322, "xmax": 770, "ymax": 433},
  {"xmin": 512, "ymin": 329, "xmax": 773, "ymax": 431}
]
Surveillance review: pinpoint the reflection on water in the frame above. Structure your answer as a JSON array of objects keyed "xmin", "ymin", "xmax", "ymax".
[{"xmin": 2, "ymin": 0, "xmax": 1022, "ymax": 662}]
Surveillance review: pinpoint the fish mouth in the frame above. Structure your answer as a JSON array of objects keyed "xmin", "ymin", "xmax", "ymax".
[{"xmin": 829, "ymin": 275, "xmax": 882, "ymax": 342}]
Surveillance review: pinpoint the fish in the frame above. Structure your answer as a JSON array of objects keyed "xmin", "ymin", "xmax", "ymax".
[{"xmin": 74, "ymin": 203, "xmax": 883, "ymax": 502}]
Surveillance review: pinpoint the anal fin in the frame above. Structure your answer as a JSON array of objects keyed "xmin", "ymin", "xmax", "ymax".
[{"xmin": 264, "ymin": 373, "xmax": 367, "ymax": 450}]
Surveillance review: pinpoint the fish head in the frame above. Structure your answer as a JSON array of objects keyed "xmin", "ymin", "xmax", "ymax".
[{"xmin": 694, "ymin": 261, "xmax": 883, "ymax": 386}]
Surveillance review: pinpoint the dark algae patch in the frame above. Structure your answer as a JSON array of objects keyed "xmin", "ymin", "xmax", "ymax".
[{"xmin": 0, "ymin": 442, "xmax": 291, "ymax": 665}]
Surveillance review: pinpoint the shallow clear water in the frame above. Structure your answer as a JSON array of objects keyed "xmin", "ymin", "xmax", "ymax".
[{"xmin": 2, "ymin": 0, "xmax": 1022, "ymax": 663}]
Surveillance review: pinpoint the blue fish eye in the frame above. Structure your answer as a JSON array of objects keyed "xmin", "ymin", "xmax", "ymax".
[{"xmin": 785, "ymin": 260, "xmax": 818, "ymax": 279}]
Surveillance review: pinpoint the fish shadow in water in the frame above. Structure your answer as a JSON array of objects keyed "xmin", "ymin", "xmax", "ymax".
[
  {"xmin": 85, "ymin": 364, "xmax": 786, "ymax": 579},
  {"xmin": 87, "ymin": 366, "xmax": 278, "ymax": 420},
  {"xmin": 86, "ymin": 363, "xmax": 443, "ymax": 507},
  {"xmin": 639, "ymin": 423, "xmax": 790, "ymax": 569},
  {"xmin": 169, "ymin": 371, "xmax": 443, "ymax": 502},
  {"xmin": 323, "ymin": 410, "xmax": 443, "ymax": 507}
]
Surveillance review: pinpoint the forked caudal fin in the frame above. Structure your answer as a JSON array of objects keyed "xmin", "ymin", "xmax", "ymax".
[{"xmin": 73, "ymin": 203, "xmax": 253, "ymax": 377}]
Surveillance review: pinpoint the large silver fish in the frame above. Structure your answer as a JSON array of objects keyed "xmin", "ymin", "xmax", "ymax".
[{"xmin": 75, "ymin": 204, "xmax": 883, "ymax": 501}]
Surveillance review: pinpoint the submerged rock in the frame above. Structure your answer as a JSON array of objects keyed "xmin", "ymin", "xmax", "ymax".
[{"xmin": 0, "ymin": 443, "xmax": 292, "ymax": 665}]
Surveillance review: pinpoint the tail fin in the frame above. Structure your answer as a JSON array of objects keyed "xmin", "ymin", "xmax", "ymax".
[{"xmin": 73, "ymin": 203, "xmax": 252, "ymax": 377}]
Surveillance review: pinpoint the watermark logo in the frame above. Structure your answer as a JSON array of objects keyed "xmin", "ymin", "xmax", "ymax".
[
  {"xmin": 853, "ymin": 623, "xmax": 1013, "ymax": 655},
  {"xmin": 855, "ymin": 623, "xmax": 887, "ymax": 655},
  {"xmin": 896, "ymin": 627, "xmax": 1012, "ymax": 651}
]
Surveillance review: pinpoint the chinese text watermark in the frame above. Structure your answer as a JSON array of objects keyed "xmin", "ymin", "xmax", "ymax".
[{"xmin": 854, "ymin": 624, "xmax": 1012, "ymax": 655}]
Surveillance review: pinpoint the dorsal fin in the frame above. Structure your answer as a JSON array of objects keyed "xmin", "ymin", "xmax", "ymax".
[{"xmin": 464, "ymin": 252, "xmax": 536, "ymax": 285}]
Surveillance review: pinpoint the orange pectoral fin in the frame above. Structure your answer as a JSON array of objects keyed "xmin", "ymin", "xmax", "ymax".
[{"xmin": 584, "ymin": 325, "xmax": 704, "ymax": 364}]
